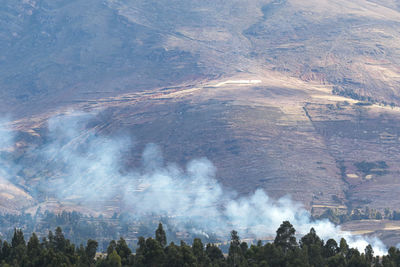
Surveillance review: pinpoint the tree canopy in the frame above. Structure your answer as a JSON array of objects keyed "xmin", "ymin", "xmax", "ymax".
[{"xmin": 0, "ymin": 222, "xmax": 397, "ymax": 267}]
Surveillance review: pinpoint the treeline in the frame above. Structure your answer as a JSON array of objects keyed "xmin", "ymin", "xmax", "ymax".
[
  {"xmin": 0, "ymin": 211, "xmax": 111, "ymax": 245},
  {"xmin": 1, "ymin": 221, "xmax": 400, "ymax": 266},
  {"xmin": 0, "ymin": 211, "xmax": 219, "ymax": 251},
  {"xmin": 332, "ymin": 87, "xmax": 396, "ymax": 108},
  {"xmin": 0, "ymin": 211, "xmax": 157, "ymax": 250},
  {"xmin": 315, "ymin": 207, "xmax": 400, "ymax": 225}
]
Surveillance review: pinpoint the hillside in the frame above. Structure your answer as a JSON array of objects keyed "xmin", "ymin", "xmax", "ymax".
[{"xmin": 1, "ymin": 0, "xmax": 400, "ymax": 244}]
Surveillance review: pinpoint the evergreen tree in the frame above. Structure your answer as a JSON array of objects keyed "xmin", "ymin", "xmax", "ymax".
[
  {"xmin": 339, "ymin": 238, "xmax": 349, "ymax": 258},
  {"xmin": 263, "ymin": 243, "xmax": 285, "ymax": 266},
  {"xmin": 1, "ymin": 241, "xmax": 11, "ymax": 262},
  {"xmin": 180, "ymin": 240, "xmax": 197, "ymax": 266},
  {"xmin": 327, "ymin": 253, "xmax": 346, "ymax": 267},
  {"xmin": 10, "ymin": 229, "xmax": 26, "ymax": 265},
  {"xmin": 134, "ymin": 237, "xmax": 146, "ymax": 267},
  {"xmin": 47, "ymin": 230, "xmax": 54, "ymax": 250},
  {"xmin": 206, "ymin": 243, "xmax": 225, "ymax": 265},
  {"xmin": 77, "ymin": 243, "xmax": 89, "ymax": 266},
  {"xmin": 300, "ymin": 228, "xmax": 324, "ymax": 266},
  {"xmin": 300, "ymin": 228, "xmax": 323, "ymax": 248},
  {"xmin": 107, "ymin": 240, "xmax": 117, "ymax": 256},
  {"xmin": 11, "ymin": 229, "xmax": 25, "ymax": 248},
  {"xmin": 116, "ymin": 237, "xmax": 132, "ymax": 266},
  {"xmin": 347, "ymin": 248, "xmax": 360, "ymax": 261},
  {"xmin": 285, "ymin": 246, "xmax": 309, "ymax": 267},
  {"xmin": 108, "ymin": 249, "xmax": 122, "ymax": 267},
  {"xmin": 347, "ymin": 250, "xmax": 367, "ymax": 267},
  {"xmin": 364, "ymin": 244, "xmax": 374, "ymax": 264},
  {"xmin": 0, "ymin": 220, "xmax": 398, "ymax": 267},
  {"xmin": 144, "ymin": 238, "xmax": 165, "ymax": 267},
  {"xmin": 54, "ymin": 226, "xmax": 67, "ymax": 252},
  {"xmin": 387, "ymin": 246, "xmax": 400, "ymax": 266},
  {"xmin": 85, "ymin": 239, "xmax": 98, "ymax": 264},
  {"xmin": 165, "ymin": 242, "xmax": 184, "ymax": 267},
  {"xmin": 27, "ymin": 233, "xmax": 41, "ymax": 260},
  {"xmin": 155, "ymin": 223, "xmax": 167, "ymax": 248},
  {"xmin": 324, "ymin": 239, "xmax": 339, "ymax": 258},
  {"xmin": 228, "ymin": 230, "xmax": 247, "ymax": 267},
  {"xmin": 274, "ymin": 221, "xmax": 298, "ymax": 252},
  {"xmin": 193, "ymin": 238, "xmax": 208, "ymax": 266}
]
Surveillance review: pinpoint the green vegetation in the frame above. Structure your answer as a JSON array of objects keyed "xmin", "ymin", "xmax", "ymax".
[
  {"xmin": 313, "ymin": 207, "xmax": 400, "ymax": 224},
  {"xmin": 0, "ymin": 211, "xmax": 221, "ymax": 251},
  {"xmin": 0, "ymin": 211, "xmax": 134, "ymax": 251},
  {"xmin": 0, "ymin": 221, "xmax": 399, "ymax": 266}
]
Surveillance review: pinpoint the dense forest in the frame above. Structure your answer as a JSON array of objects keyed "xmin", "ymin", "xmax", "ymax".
[{"xmin": 1, "ymin": 221, "xmax": 400, "ymax": 267}]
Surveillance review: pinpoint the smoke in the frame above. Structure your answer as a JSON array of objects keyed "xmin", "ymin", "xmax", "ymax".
[
  {"xmin": 0, "ymin": 112, "xmax": 388, "ymax": 254},
  {"xmin": 39, "ymin": 111, "xmax": 131, "ymax": 202},
  {"xmin": 0, "ymin": 118, "xmax": 19, "ymax": 182}
]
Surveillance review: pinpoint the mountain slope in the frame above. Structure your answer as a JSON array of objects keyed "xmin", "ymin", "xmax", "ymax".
[{"xmin": 2, "ymin": 0, "xmax": 400, "ymax": 220}]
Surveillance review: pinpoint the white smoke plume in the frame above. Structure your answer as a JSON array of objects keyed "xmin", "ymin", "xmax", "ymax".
[
  {"xmin": 0, "ymin": 118, "xmax": 19, "ymax": 181},
  {"xmin": 0, "ymin": 112, "xmax": 388, "ymax": 254}
]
